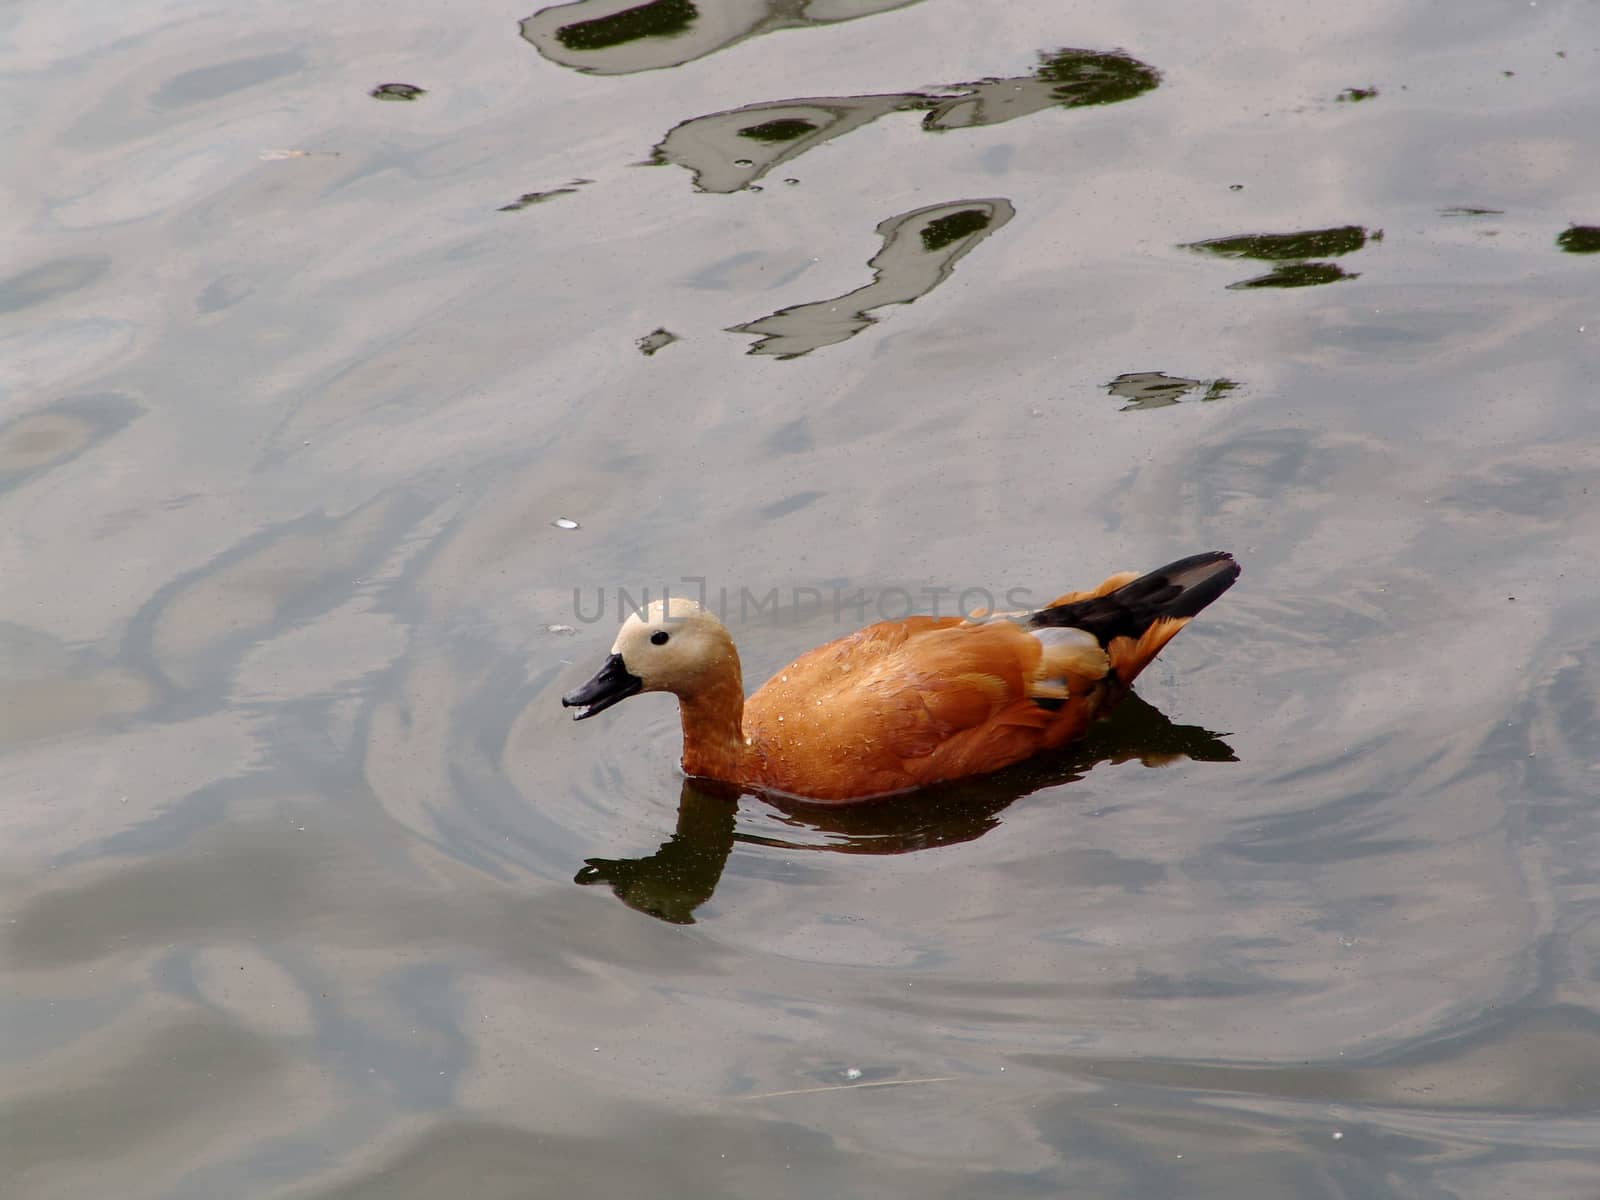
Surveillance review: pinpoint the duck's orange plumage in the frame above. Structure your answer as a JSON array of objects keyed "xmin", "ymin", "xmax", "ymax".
[{"xmin": 563, "ymin": 552, "xmax": 1239, "ymax": 803}]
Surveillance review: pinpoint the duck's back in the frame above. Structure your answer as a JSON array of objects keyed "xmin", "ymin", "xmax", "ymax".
[
  {"xmin": 742, "ymin": 617, "xmax": 1100, "ymax": 801},
  {"xmin": 735, "ymin": 552, "xmax": 1240, "ymax": 802}
]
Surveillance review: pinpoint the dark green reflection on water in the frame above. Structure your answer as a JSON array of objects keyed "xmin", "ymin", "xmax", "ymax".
[
  {"xmin": 1035, "ymin": 47, "xmax": 1161, "ymax": 108},
  {"xmin": 1556, "ymin": 225, "xmax": 1600, "ymax": 254},
  {"xmin": 554, "ymin": 0, "xmax": 697, "ymax": 51},
  {"xmin": 919, "ymin": 208, "xmax": 991, "ymax": 251},
  {"xmin": 918, "ymin": 47, "xmax": 1160, "ymax": 132},
  {"xmin": 1183, "ymin": 226, "xmax": 1377, "ymax": 290},
  {"xmin": 738, "ymin": 118, "xmax": 818, "ymax": 143},
  {"xmin": 369, "ymin": 83, "xmax": 425, "ymax": 101},
  {"xmin": 1186, "ymin": 226, "xmax": 1372, "ymax": 260},
  {"xmin": 575, "ymin": 692, "xmax": 1235, "ymax": 924},
  {"xmin": 1228, "ymin": 261, "xmax": 1359, "ymax": 289}
]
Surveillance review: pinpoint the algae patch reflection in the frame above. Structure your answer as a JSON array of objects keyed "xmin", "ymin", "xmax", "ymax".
[
  {"xmin": 369, "ymin": 83, "xmax": 426, "ymax": 101},
  {"xmin": 1183, "ymin": 225, "xmax": 1379, "ymax": 290},
  {"xmin": 1186, "ymin": 226, "xmax": 1373, "ymax": 260},
  {"xmin": 1556, "ymin": 225, "xmax": 1600, "ymax": 254},
  {"xmin": 636, "ymin": 327, "xmax": 680, "ymax": 356},
  {"xmin": 497, "ymin": 179, "xmax": 592, "ymax": 212},
  {"xmin": 656, "ymin": 94, "xmax": 916, "ymax": 194},
  {"xmin": 553, "ymin": 0, "xmax": 696, "ymax": 50},
  {"xmin": 521, "ymin": 0, "xmax": 922, "ymax": 76},
  {"xmin": 653, "ymin": 48, "xmax": 1161, "ymax": 193},
  {"xmin": 726, "ymin": 198, "xmax": 1014, "ymax": 358},
  {"xmin": 575, "ymin": 693, "xmax": 1235, "ymax": 924},
  {"xmin": 924, "ymin": 47, "xmax": 1161, "ymax": 129},
  {"xmin": 1105, "ymin": 372, "xmax": 1239, "ymax": 412}
]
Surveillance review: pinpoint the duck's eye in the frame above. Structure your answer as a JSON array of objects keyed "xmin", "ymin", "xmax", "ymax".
[{"xmin": 651, "ymin": 630, "xmax": 670, "ymax": 646}]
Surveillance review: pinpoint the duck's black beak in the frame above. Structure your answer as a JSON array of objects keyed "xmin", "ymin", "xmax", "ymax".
[{"xmin": 562, "ymin": 652, "xmax": 643, "ymax": 721}]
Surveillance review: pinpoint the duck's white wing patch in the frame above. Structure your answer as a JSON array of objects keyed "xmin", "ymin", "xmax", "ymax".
[{"xmin": 1028, "ymin": 626, "xmax": 1110, "ymax": 698}]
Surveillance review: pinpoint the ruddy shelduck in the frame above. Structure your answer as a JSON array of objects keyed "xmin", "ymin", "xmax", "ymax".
[{"xmin": 563, "ymin": 551, "xmax": 1239, "ymax": 802}]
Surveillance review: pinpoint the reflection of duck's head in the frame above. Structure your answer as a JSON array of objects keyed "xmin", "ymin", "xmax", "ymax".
[{"xmin": 563, "ymin": 598, "xmax": 741, "ymax": 720}]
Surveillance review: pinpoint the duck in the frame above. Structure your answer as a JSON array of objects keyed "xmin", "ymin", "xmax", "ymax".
[{"xmin": 562, "ymin": 551, "xmax": 1239, "ymax": 803}]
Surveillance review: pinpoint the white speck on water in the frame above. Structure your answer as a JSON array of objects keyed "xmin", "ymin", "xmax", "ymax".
[
  {"xmin": 552, "ymin": 517, "xmax": 580, "ymax": 530},
  {"xmin": 1332, "ymin": 1130, "xmax": 1344, "ymax": 1140},
  {"xmin": 546, "ymin": 624, "xmax": 578, "ymax": 635},
  {"xmin": 843, "ymin": 1066, "xmax": 862, "ymax": 1080}
]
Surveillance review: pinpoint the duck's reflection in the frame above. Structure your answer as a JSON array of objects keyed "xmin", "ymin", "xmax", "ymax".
[{"xmin": 575, "ymin": 692, "xmax": 1235, "ymax": 924}]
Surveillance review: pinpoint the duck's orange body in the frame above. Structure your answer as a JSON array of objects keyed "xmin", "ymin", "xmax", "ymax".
[{"xmin": 564, "ymin": 552, "xmax": 1239, "ymax": 803}]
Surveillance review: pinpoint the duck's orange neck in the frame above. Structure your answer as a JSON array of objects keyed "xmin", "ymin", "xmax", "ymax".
[{"xmin": 677, "ymin": 666, "xmax": 749, "ymax": 783}]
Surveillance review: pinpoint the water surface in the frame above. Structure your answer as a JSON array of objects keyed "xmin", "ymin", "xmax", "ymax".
[{"xmin": 5, "ymin": 0, "xmax": 1600, "ymax": 1196}]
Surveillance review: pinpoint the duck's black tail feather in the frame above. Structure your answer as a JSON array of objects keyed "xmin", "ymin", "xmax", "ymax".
[{"xmin": 1030, "ymin": 551, "xmax": 1240, "ymax": 645}]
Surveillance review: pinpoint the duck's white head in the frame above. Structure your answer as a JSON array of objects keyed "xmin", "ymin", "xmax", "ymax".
[{"xmin": 562, "ymin": 597, "xmax": 740, "ymax": 720}]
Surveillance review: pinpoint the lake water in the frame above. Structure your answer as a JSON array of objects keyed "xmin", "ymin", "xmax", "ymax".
[{"xmin": 5, "ymin": 0, "xmax": 1600, "ymax": 1196}]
